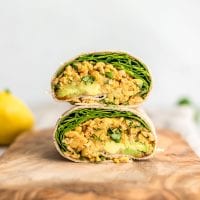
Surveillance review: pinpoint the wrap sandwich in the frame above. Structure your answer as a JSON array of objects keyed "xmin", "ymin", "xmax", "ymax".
[
  {"xmin": 54, "ymin": 106, "xmax": 156, "ymax": 163},
  {"xmin": 51, "ymin": 52, "xmax": 152, "ymax": 106}
]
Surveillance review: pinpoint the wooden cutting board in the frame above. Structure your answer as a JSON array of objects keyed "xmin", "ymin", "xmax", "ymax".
[{"xmin": 0, "ymin": 129, "xmax": 200, "ymax": 200}]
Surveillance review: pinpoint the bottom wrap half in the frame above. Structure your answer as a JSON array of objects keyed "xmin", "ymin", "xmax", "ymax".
[{"xmin": 54, "ymin": 106, "xmax": 157, "ymax": 163}]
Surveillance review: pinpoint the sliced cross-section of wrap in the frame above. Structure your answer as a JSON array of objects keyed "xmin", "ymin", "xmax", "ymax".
[
  {"xmin": 54, "ymin": 106, "xmax": 156, "ymax": 163},
  {"xmin": 51, "ymin": 52, "xmax": 152, "ymax": 106}
]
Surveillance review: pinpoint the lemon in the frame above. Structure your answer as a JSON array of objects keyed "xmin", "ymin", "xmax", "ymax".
[{"xmin": 0, "ymin": 90, "xmax": 34, "ymax": 145}]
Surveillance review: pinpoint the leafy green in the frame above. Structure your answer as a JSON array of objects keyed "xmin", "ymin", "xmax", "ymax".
[
  {"xmin": 55, "ymin": 108, "xmax": 150, "ymax": 152},
  {"xmin": 54, "ymin": 52, "xmax": 151, "ymax": 98},
  {"xmin": 105, "ymin": 71, "xmax": 113, "ymax": 79},
  {"xmin": 81, "ymin": 75, "xmax": 95, "ymax": 85},
  {"xmin": 71, "ymin": 63, "xmax": 78, "ymax": 71},
  {"xmin": 107, "ymin": 128, "xmax": 122, "ymax": 143},
  {"xmin": 177, "ymin": 97, "xmax": 192, "ymax": 106},
  {"xmin": 177, "ymin": 97, "xmax": 200, "ymax": 124}
]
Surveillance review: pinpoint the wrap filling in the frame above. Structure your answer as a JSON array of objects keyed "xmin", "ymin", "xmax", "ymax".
[
  {"xmin": 55, "ymin": 108, "xmax": 155, "ymax": 163},
  {"xmin": 52, "ymin": 52, "xmax": 151, "ymax": 105}
]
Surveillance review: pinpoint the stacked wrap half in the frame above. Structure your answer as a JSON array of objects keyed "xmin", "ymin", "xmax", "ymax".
[{"xmin": 52, "ymin": 52, "xmax": 156, "ymax": 163}]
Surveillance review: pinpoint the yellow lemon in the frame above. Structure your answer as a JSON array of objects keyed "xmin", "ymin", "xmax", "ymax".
[{"xmin": 0, "ymin": 90, "xmax": 34, "ymax": 145}]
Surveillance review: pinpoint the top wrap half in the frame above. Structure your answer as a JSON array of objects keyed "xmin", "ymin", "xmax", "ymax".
[{"xmin": 51, "ymin": 52, "xmax": 152, "ymax": 106}]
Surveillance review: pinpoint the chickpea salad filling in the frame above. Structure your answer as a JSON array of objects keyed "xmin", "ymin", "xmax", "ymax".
[
  {"xmin": 54, "ymin": 108, "xmax": 156, "ymax": 163},
  {"xmin": 52, "ymin": 52, "xmax": 152, "ymax": 105}
]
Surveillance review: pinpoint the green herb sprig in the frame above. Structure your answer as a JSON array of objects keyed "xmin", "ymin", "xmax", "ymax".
[
  {"xmin": 107, "ymin": 128, "xmax": 122, "ymax": 143},
  {"xmin": 81, "ymin": 75, "xmax": 95, "ymax": 85}
]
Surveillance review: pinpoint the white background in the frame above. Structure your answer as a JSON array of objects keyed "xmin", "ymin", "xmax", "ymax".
[{"xmin": 0, "ymin": 0, "xmax": 200, "ymax": 106}]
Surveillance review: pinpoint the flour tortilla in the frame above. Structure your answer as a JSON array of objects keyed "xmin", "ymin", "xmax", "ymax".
[
  {"xmin": 51, "ymin": 51, "xmax": 153, "ymax": 107},
  {"xmin": 53, "ymin": 105, "xmax": 157, "ymax": 162}
]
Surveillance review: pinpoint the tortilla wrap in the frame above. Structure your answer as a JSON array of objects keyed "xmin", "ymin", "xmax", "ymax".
[
  {"xmin": 54, "ymin": 105, "xmax": 156, "ymax": 163},
  {"xmin": 51, "ymin": 52, "xmax": 152, "ymax": 107}
]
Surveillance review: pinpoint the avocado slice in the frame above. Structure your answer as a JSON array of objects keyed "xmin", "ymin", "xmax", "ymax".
[
  {"xmin": 56, "ymin": 83, "xmax": 101, "ymax": 98},
  {"xmin": 104, "ymin": 141, "xmax": 148, "ymax": 157}
]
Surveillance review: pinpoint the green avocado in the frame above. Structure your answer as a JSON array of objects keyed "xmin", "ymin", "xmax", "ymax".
[
  {"xmin": 57, "ymin": 85, "xmax": 84, "ymax": 97},
  {"xmin": 104, "ymin": 141, "xmax": 148, "ymax": 157},
  {"xmin": 56, "ymin": 83, "xmax": 101, "ymax": 98}
]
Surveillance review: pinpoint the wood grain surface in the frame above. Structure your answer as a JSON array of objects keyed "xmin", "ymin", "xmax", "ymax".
[{"xmin": 0, "ymin": 129, "xmax": 200, "ymax": 200}]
